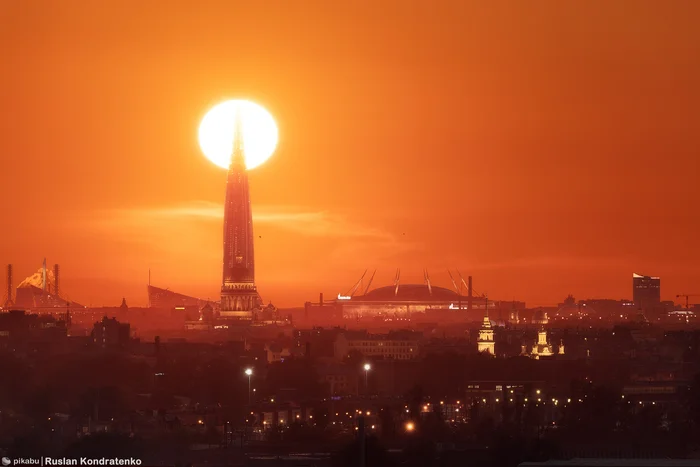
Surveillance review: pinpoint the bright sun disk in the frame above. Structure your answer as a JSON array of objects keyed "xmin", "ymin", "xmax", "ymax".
[{"xmin": 198, "ymin": 100, "xmax": 278, "ymax": 170}]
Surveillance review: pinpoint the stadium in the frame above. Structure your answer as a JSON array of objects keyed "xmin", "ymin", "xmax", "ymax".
[{"xmin": 305, "ymin": 270, "xmax": 499, "ymax": 320}]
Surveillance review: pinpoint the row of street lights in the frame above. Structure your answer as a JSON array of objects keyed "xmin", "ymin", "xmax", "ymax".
[
  {"xmin": 244, "ymin": 363, "xmax": 420, "ymax": 438},
  {"xmin": 243, "ymin": 363, "xmax": 373, "ymax": 407}
]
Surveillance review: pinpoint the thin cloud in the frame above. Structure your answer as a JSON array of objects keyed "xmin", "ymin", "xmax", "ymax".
[{"xmin": 90, "ymin": 201, "xmax": 401, "ymax": 242}]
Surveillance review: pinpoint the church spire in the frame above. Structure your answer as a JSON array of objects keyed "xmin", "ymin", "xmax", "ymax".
[{"xmin": 230, "ymin": 109, "xmax": 245, "ymax": 170}]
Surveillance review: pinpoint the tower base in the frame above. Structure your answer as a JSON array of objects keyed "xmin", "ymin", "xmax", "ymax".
[
  {"xmin": 219, "ymin": 310, "xmax": 254, "ymax": 319},
  {"xmin": 220, "ymin": 282, "xmax": 260, "ymax": 320}
]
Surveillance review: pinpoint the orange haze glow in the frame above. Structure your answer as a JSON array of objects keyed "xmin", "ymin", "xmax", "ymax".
[{"xmin": 1, "ymin": 1, "xmax": 699, "ymax": 307}]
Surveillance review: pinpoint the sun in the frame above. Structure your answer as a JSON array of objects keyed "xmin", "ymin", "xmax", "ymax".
[{"xmin": 198, "ymin": 100, "xmax": 278, "ymax": 170}]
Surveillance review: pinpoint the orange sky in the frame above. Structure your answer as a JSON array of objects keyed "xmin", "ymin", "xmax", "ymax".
[{"xmin": 2, "ymin": 1, "xmax": 699, "ymax": 308}]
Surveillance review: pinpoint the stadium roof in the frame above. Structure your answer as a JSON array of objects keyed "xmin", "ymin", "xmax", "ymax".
[{"xmin": 353, "ymin": 284, "xmax": 462, "ymax": 302}]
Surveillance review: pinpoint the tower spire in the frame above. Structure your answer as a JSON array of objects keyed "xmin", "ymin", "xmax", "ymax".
[
  {"xmin": 221, "ymin": 104, "xmax": 258, "ymax": 319},
  {"xmin": 230, "ymin": 108, "xmax": 245, "ymax": 169}
]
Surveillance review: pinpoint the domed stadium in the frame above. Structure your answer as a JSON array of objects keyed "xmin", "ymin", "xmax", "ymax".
[
  {"xmin": 331, "ymin": 271, "xmax": 490, "ymax": 319},
  {"xmin": 359, "ymin": 284, "xmax": 462, "ymax": 302}
]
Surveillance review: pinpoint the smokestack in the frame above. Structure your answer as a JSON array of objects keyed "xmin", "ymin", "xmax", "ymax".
[
  {"xmin": 42, "ymin": 258, "xmax": 47, "ymax": 292},
  {"xmin": 6, "ymin": 264, "xmax": 12, "ymax": 306},
  {"xmin": 467, "ymin": 276, "xmax": 473, "ymax": 311},
  {"xmin": 54, "ymin": 264, "xmax": 60, "ymax": 297},
  {"xmin": 305, "ymin": 341, "xmax": 311, "ymax": 359},
  {"xmin": 320, "ymin": 293, "xmax": 324, "ymax": 306}
]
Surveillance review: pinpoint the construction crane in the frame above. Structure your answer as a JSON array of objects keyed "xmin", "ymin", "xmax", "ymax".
[{"xmin": 676, "ymin": 294, "xmax": 700, "ymax": 309}]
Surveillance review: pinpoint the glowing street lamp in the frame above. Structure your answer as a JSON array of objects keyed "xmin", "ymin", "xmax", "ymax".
[
  {"xmin": 245, "ymin": 368, "xmax": 253, "ymax": 404},
  {"xmin": 405, "ymin": 421, "xmax": 415, "ymax": 432}
]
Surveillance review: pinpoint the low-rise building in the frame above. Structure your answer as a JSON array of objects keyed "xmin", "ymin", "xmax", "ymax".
[
  {"xmin": 334, "ymin": 330, "xmax": 421, "ymax": 360},
  {"xmin": 92, "ymin": 316, "xmax": 130, "ymax": 348}
]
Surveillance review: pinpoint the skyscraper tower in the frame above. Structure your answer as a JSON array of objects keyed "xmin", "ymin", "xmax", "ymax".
[{"xmin": 220, "ymin": 112, "xmax": 260, "ymax": 319}]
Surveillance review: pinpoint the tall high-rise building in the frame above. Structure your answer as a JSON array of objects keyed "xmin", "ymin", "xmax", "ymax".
[
  {"xmin": 220, "ymin": 114, "xmax": 260, "ymax": 319},
  {"xmin": 632, "ymin": 273, "xmax": 660, "ymax": 310}
]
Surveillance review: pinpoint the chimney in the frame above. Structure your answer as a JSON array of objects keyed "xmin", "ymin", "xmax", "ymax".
[
  {"xmin": 5, "ymin": 264, "xmax": 12, "ymax": 306},
  {"xmin": 42, "ymin": 258, "xmax": 47, "ymax": 292},
  {"xmin": 319, "ymin": 293, "xmax": 324, "ymax": 306},
  {"xmin": 54, "ymin": 264, "xmax": 60, "ymax": 297}
]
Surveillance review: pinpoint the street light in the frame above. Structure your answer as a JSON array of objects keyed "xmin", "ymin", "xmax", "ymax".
[
  {"xmin": 363, "ymin": 363, "xmax": 371, "ymax": 393},
  {"xmin": 245, "ymin": 368, "xmax": 253, "ymax": 405}
]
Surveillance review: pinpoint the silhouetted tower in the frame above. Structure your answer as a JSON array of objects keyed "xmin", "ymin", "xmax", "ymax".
[
  {"xmin": 54, "ymin": 264, "xmax": 60, "ymax": 296},
  {"xmin": 220, "ymin": 109, "xmax": 259, "ymax": 319},
  {"xmin": 4, "ymin": 264, "xmax": 13, "ymax": 307}
]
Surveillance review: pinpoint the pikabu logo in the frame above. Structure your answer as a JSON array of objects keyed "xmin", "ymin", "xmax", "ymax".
[{"xmin": 44, "ymin": 460, "xmax": 142, "ymax": 466}]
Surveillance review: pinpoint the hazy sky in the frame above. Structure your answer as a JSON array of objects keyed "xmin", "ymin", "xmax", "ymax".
[{"xmin": 1, "ymin": 1, "xmax": 699, "ymax": 307}]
